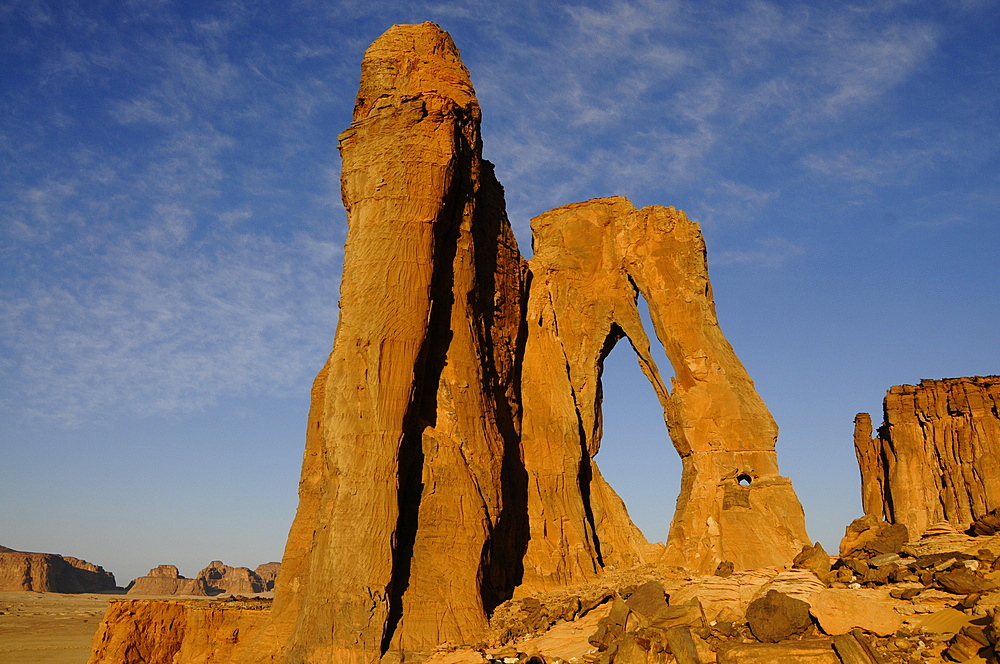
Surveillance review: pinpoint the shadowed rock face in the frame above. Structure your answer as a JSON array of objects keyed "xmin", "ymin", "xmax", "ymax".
[{"xmin": 855, "ymin": 376, "xmax": 1000, "ymax": 537}]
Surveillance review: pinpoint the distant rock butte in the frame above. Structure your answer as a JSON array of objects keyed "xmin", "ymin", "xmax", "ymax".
[
  {"xmin": 855, "ymin": 376, "xmax": 1000, "ymax": 537},
  {"xmin": 124, "ymin": 561, "xmax": 279, "ymax": 596},
  {"xmin": 126, "ymin": 565, "xmax": 209, "ymax": 596},
  {"xmin": 87, "ymin": 21, "xmax": 809, "ymax": 664},
  {"xmin": 196, "ymin": 560, "xmax": 268, "ymax": 595},
  {"xmin": 0, "ymin": 546, "xmax": 116, "ymax": 593}
]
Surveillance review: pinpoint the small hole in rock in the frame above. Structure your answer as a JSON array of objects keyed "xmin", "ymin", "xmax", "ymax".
[{"xmin": 737, "ymin": 474, "xmax": 752, "ymax": 486}]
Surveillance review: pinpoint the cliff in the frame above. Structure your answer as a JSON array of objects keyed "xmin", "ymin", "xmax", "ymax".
[
  {"xmin": 0, "ymin": 547, "xmax": 117, "ymax": 592},
  {"xmin": 855, "ymin": 376, "xmax": 1000, "ymax": 537}
]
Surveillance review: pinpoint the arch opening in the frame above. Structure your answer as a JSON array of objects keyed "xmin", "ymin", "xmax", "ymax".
[{"xmin": 594, "ymin": 335, "xmax": 681, "ymax": 545}]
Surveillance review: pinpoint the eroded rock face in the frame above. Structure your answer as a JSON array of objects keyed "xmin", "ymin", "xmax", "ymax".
[
  {"xmin": 0, "ymin": 547, "xmax": 116, "ymax": 593},
  {"xmin": 253, "ymin": 562, "xmax": 280, "ymax": 591},
  {"xmin": 855, "ymin": 376, "xmax": 1000, "ymax": 537},
  {"xmin": 267, "ymin": 21, "xmax": 527, "ymax": 664},
  {"xmin": 520, "ymin": 198, "xmax": 808, "ymax": 584}
]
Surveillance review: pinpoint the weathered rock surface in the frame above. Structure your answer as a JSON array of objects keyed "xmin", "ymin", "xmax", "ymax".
[
  {"xmin": 744, "ymin": 589, "xmax": 811, "ymax": 643},
  {"xmin": 264, "ymin": 21, "xmax": 528, "ymax": 664},
  {"xmin": 86, "ymin": 598, "xmax": 269, "ymax": 664},
  {"xmin": 197, "ymin": 561, "xmax": 267, "ymax": 595},
  {"xmin": 88, "ymin": 21, "xmax": 811, "ymax": 664},
  {"xmin": 855, "ymin": 376, "xmax": 1000, "ymax": 537},
  {"xmin": 0, "ymin": 546, "xmax": 116, "ymax": 592},
  {"xmin": 520, "ymin": 197, "xmax": 808, "ymax": 585},
  {"xmin": 808, "ymin": 588, "xmax": 903, "ymax": 636},
  {"xmin": 127, "ymin": 565, "xmax": 209, "ymax": 596}
]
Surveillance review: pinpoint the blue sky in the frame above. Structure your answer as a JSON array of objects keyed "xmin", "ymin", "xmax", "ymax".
[{"xmin": 1, "ymin": 0, "xmax": 997, "ymax": 586}]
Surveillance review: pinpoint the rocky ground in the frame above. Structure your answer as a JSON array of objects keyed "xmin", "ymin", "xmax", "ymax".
[{"xmin": 422, "ymin": 519, "xmax": 1000, "ymax": 663}]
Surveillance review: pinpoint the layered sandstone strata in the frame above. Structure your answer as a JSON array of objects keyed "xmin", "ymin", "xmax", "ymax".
[
  {"xmin": 87, "ymin": 599, "xmax": 270, "ymax": 664},
  {"xmin": 520, "ymin": 198, "xmax": 809, "ymax": 586},
  {"xmin": 855, "ymin": 376, "xmax": 1000, "ymax": 537},
  {"xmin": 0, "ymin": 546, "xmax": 117, "ymax": 592}
]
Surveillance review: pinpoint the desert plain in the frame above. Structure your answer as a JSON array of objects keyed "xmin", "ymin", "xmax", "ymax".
[{"xmin": 0, "ymin": 591, "xmax": 113, "ymax": 664}]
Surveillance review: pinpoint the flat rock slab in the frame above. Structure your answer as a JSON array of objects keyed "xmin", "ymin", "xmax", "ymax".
[
  {"xmin": 809, "ymin": 588, "xmax": 903, "ymax": 636},
  {"xmin": 909, "ymin": 607, "xmax": 974, "ymax": 634},
  {"xmin": 717, "ymin": 638, "xmax": 839, "ymax": 664}
]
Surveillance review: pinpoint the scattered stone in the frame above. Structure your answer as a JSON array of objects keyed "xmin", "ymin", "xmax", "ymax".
[
  {"xmin": 715, "ymin": 561, "xmax": 735, "ymax": 577},
  {"xmin": 745, "ymin": 589, "xmax": 811, "ymax": 643},
  {"xmin": 794, "ymin": 543, "xmax": 832, "ymax": 578},
  {"xmin": 625, "ymin": 580, "xmax": 667, "ymax": 618},
  {"xmin": 831, "ymin": 630, "xmax": 881, "ymax": 664},
  {"xmin": 716, "ymin": 638, "xmax": 840, "ymax": 663},
  {"xmin": 936, "ymin": 569, "xmax": 998, "ymax": 595}
]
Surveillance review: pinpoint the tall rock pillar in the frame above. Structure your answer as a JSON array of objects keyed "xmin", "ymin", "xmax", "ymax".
[{"xmin": 267, "ymin": 22, "xmax": 526, "ymax": 664}]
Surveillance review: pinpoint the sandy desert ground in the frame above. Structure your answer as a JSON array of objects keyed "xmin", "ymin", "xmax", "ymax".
[{"xmin": 0, "ymin": 591, "xmax": 115, "ymax": 664}]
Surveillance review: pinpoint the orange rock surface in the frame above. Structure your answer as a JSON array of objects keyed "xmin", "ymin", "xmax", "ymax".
[
  {"xmin": 88, "ymin": 22, "xmax": 811, "ymax": 664},
  {"xmin": 520, "ymin": 198, "xmax": 808, "ymax": 585},
  {"xmin": 855, "ymin": 376, "xmax": 1000, "ymax": 536},
  {"xmin": 86, "ymin": 599, "xmax": 269, "ymax": 664},
  {"xmin": 263, "ymin": 21, "xmax": 527, "ymax": 664}
]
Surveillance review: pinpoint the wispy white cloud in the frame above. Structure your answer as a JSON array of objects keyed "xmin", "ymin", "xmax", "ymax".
[{"xmin": 713, "ymin": 237, "xmax": 805, "ymax": 267}]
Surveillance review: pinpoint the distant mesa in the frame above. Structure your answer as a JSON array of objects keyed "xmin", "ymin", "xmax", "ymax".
[
  {"xmin": 125, "ymin": 561, "xmax": 280, "ymax": 596},
  {"xmin": 0, "ymin": 546, "xmax": 117, "ymax": 593}
]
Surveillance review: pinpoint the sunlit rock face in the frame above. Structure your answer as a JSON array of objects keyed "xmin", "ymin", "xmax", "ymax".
[
  {"xmin": 520, "ymin": 197, "xmax": 809, "ymax": 589},
  {"xmin": 266, "ymin": 21, "xmax": 528, "ymax": 664},
  {"xmin": 855, "ymin": 376, "xmax": 1000, "ymax": 537},
  {"xmin": 87, "ymin": 21, "xmax": 810, "ymax": 664}
]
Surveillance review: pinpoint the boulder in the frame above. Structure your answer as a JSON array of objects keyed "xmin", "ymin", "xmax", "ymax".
[{"xmin": 745, "ymin": 589, "xmax": 811, "ymax": 643}]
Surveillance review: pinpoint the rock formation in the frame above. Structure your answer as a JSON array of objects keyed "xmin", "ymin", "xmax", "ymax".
[
  {"xmin": 520, "ymin": 198, "xmax": 808, "ymax": 587},
  {"xmin": 197, "ymin": 561, "xmax": 267, "ymax": 595},
  {"xmin": 0, "ymin": 546, "xmax": 116, "ymax": 592},
  {"xmin": 855, "ymin": 376, "xmax": 1000, "ymax": 537},
  {"xmin": 265, "ymin": 21, "xmax": 527, "ymax": 664},
  {"xmin": 126, "ymin": 565, "xmax": 209, "ymax": 596},
  {"xmin": 87, "ymin": 21, "xmax": 810, "ymax": 664},
  {"xmin": 254, "ymin": 562, "xmax": 280, "ymax": 591}
]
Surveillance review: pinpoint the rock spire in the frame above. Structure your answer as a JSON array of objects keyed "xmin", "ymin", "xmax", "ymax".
[{"xmin": 855, "ymin": 376, "xmax": 1000, "ymax": 537}]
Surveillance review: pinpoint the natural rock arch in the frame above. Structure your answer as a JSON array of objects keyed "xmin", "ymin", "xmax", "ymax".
[{"xmin": 520, "ymin": 197, "xmax": 809, "ymax": 589}]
